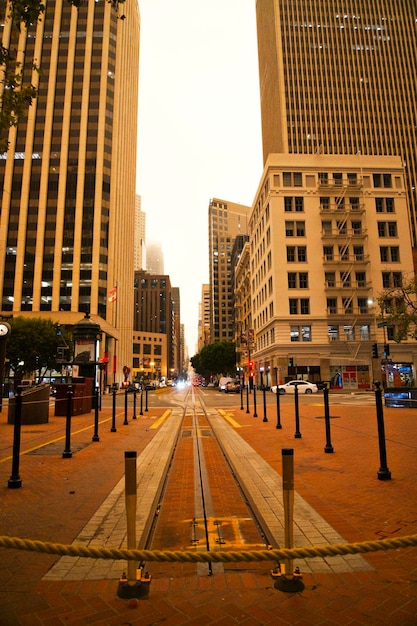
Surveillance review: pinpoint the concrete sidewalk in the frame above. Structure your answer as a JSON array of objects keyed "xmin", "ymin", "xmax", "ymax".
[{"xmin": 1, "ymin": 396, "xmax": 417, "ymax": 624}]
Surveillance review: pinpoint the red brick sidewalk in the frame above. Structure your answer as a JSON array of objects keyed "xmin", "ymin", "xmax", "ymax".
[{"xmin": 1, "ymin": 397, "xmax": 417, "ymax": 625}]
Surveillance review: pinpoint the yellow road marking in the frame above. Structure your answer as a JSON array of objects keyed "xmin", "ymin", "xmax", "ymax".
[
  {"xmin": 149, "ymin": 410, "xmax": 171, "ymax": 429},
  {"xmin": 218, "ymin": 409, "xmax": 241, "ymax": 428}
]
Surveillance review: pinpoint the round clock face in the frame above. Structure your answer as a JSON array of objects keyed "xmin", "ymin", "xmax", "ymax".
[{"xmin": 0, "ymin": 323, "xmax": 10, "ymax": 336}]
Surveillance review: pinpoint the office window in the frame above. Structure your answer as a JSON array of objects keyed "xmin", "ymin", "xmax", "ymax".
[
  {"xmin": 290, "ymin": 325, "xmax": 311, "ymax": 342},
  {"xmin": 323, "ymin": 245, "xmax": 334, "ymax": 261},
  {"xmin": 382, "ymin": 271, "xmax": 402, "ymax": 288},
  {"xmin": 376, "ymin": 197, "xmax": 395, "ymax": 213},
  {"xmin": 373, "ymin": 173, "xmax": 392, "ymax": 188},
  {"xmin": 283, "ymin": 171, "xmax": 302, "ymax": 186},
  {"xmin": 327, "ymin": 298, "xmax": 337, "ymax": 314},
  {"xmin": 378, "ymin": 221, "xmax": 398, "ymax": 237},
  {"xmin": 288, "ymin": 272, "xmax": 308, "ymax": 288},
  {"xmin": 328, "ymin": 325, "xmax": 339, "ymax": 341},
  {"xmin": 380, "ymin": 246, "xmax": 400, "ymax": 262},
  {"xmin": 300, "ymin": 298, "xmax": 310, "ymax": 314},
  {"xmin": 288, "ymin": 272, "xmax": 297, "ymax": 288},
  {"xmin": 284, "ymin": 196, "xmax": 304, "ymax": 212},
  {"xmin": 325, "ymin": 271, "xmax": 336, "ymax": 287}
]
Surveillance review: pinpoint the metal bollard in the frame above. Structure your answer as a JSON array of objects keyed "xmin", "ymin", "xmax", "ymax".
[
  {"xmin": 92, "ymin": 387, "xmax": 100, "ymax": 442},
  {"xmin": 323, "ymin": 385, "xmax": 334, "ymax": 453},
  {"xmin": 272, "ymin": 449, "xmax": 304, "ymax": 592},
  {"xmin": 262, "ymin": 385, "xmax": 268, "ymax": 422},
  {"xmin": 294, "ymin": 384, "xmax": 301, "ymax": 438},
  {"xmin": 140, "ymin": 389, "xmax": 143, "ymax": 416},
  {"xmin": 111, "ymin": 384, "xmax": 117, "ymax": 432},
  {"xmin": 8, "ymin": 386, "xmax": 23, "ymax": 488},
  {"xmin": 132, "ymin": 388, "xmax": 137, "ymax": 420},
  {"xmin": 253, "ymin": 384, "xmax": 258, "ymax": 418},
  {"xmin": 275, "ymin": 386, "xmax": 282, "ymax": 429},
  {"xmin": 123, "ymin": 387, "xmax": 129, "ymax": 425},
  {"xmin": 246, "ymin": 384, "xmax": 250, "ymax": 414},
  {"xmin": 63, "ymin": 385, "xmax": 73, "ymax": 458},
  {"xmin": 374, "ymin": 381, "xmax": 391, "ymax": 480}
]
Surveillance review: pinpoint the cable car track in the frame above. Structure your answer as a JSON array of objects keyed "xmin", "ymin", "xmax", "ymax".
[{"xmin": 140, "ymin": 384, "xmax": 273, "ymax": 576}]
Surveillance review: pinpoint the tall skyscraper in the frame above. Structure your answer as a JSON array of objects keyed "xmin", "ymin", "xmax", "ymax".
[
  {"xmin": 208, "ymin": 198, "xmax": 250, "ymax": 343},
  {"xmin": 0, "ymin": 0, "xmax": 139, "ymax": 383},
  {"xmin": 256, "ymin": 1, "xmax": 417, "ymax": 243},
  {"xmin": 146, "ymin": 241, "xmax": 164, "ymax": 275},
  {"xmin": 134, "ymin": 195, "xmax": 146, "ymax": 272}
]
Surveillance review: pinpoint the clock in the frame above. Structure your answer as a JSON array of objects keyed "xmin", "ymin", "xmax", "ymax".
[{"xmin": 0, "ymin": 322, "xmax": 11, "ymax": 337}]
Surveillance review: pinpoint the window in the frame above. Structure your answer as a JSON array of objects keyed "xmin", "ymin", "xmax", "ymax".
[
  {"xmin": 335, "ymin": 196, "xmax": 345, "ymax": 210},
  {"xmin": 337, "ymin": 220, "xmax": 347, "ymax": 235},
  {"xmin": 320, "ymin": 196, "xmax": 330, "ymax": 210},
  {"xmin": 287, "ymin": 272, "xmax": 308, "ymax": 288},
  {"xmin": 287, "ymin": 245, "xmax": 307, "ymax": 262},
  {"xmin": 340, "ymin": 271, "xmax": 351, "ymax": 287},
  {"xmin": 351, "ymin": 221, "xmax": 362, "ymax": 234},
  {"xmin": 347, "ymin": 173, "xmax": 357, "ymax": 185},
  {"xmin": 359, "ymin": 325, "xmax": 370, "ymax": 340},
  {"xmin": 323, "ymin": 245, "xmax": 334, "ymax": 261},
  {"xmin": 342, "ymin": 298, "xmax": 353, "ymax": 314},
  {"xmin": 353, "ymin": 245, "xmax": 364, "ymax": 261},
  {"xmin": 284, "ymin": 196, "xmax": 304, "ymax": 212},
  {"xmin": 318, "ymin": 172, "xmax": 328, "ymax": 185},
  {"xmin": 285, "ymin": 221, "xmax": 305, "ymax": 236},
  {"xmin": 380, "ymin": 246, "xmax": 400, "ymax": 262},
  {"xmin": 290, "ymin": 325, "xmax": 311, "ymax": 342},
  {"xmin": 339, "ymin": 245, "xmax": 349, "ymax": 261},
  {"xmin": 283, "ymin": 171, "xmax": 302, "ymax": 186},
  {"xmin": 357, "ymin": 297, "xmax": 368, "ymax": 313},
  {"xmin": 373, "ymin": 173, "xmax": 392, "ymax": 188},
  {"xmin": 382, "ymin": 271, "xmax": 402, "ymax": 288},
  {"xmin": 344, "ymin": 325, "xmax": 355, "ymax": 340},
  {"xmin": 327, "ymin": 298, "xmax": 337, "ymax": 314},
  {"xmin": 375, "ymin": 197, "xmax": 395, "ymax": 213},
  {"xmin": 378, "ymin": 221, "xmax": 397, "ymax": 237},
  {"xmin": 289, "ymin": 298, "xmax": 310, "ymax": 315},
  {"xmin": 333, "ymin": 172, "xmax": 343, "ymax": 186},
  {"xmin": 349, "ymin": 197, "xmax": 360, "ymax": 210},
  {"xmin": 322, "ymin": 220, "xmax": 332, "ymax": 234},
  {"xmin": 328, "ymin": 325, "xmax": 339, "ymax": 341},
  {"xmin": 355, "ymin": 271, "xmax": 366, "ymax": 287},
  {"xmin": 325, "ymin": 271, "xmax": 336, "ymax": 287}
]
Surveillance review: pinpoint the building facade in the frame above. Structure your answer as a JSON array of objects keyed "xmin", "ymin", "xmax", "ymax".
[
  {"xmin": 0, "ymin": 0, "xmax": 140, "ymax": 386},
  {"xmin": 198, "ymin": 283, "xmax": 210, "ymax": 352},
  {"xmin": 249, "ymin": 154, "xmax": 415, "ymax": 390},
  {"xmin": 256, "ymin": 0, "xmax": 417, "ymax": 244},
  {"xmin": 133, "ymin": 270, "xmax": 173, "ymax": 379},
  {"xmin": 208, "ymin": 198, "xmax": 251, "ymax": 343}
]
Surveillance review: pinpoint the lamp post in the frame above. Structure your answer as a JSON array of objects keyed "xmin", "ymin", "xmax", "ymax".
[{"xmin": 0, "ymin": 321, "xmax": 11, "ymax": 413}]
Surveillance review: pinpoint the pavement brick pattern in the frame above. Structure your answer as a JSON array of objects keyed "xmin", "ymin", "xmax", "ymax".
[{"xmin": 1, "ymin": 394, "xmax": 417, "ymax": 625}]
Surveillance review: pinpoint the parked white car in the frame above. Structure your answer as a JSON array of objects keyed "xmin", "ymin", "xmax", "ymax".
[{"xmin": 271, "ymin": 380, "xmax": 318, "ymax": 395}]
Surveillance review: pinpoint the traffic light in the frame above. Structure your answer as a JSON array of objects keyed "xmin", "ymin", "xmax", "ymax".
[
  {"xmin": 289, "ymin": 357, "xmax": 294, "ymax": 368},
  {"xmin": 372, "ymin": 343, "xmax": 378, "ymax": 358},
  {"xmin": 384, "ymin": 343, "xmax": 390, "ymax": 357}
]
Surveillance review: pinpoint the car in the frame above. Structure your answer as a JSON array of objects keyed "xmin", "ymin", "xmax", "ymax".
[
  {"xmin": 271, "ymin": 380, "xmax": 318, "ymax": 395},
  {"xmin": 218, "ymin": 376, "xmax": 233, "ymax": 391},
  {"xmin": 224, "ymin": 381, "xmax": 241, "ymax": 394}
]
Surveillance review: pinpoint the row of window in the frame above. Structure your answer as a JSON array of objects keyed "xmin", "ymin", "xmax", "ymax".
[
  {"xmin": 291, "ymin": 324, "xmax": 373, "ymax": 343},
  {"xmin": 284, "ymin": 196, "xmax": 395, "ymax": 212},
  {"xmin": 285, "ymin": 219, "xmax": 398, "ymax": 238},
  {"xmin": 282, "ymin": 171, "xmax": 394, "ymax": 188}
]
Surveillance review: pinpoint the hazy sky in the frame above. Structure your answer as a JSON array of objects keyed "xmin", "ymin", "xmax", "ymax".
[{"xmin": 136, "ymin": 0, "xmax": 263, "ymax": 355}]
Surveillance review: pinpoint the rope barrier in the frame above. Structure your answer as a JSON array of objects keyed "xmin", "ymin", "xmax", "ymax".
[{"xmin": 1, "ymin": 533, "xmax": 417, "ymax": 563}]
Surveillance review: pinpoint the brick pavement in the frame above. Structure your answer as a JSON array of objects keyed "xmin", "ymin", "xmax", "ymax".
[{"xmin": 0, "ymin": 392, "xmax": 417, "ymax": 625}]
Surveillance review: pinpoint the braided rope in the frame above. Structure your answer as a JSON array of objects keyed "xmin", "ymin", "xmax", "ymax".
[{"xmin": 1, "ymin": 534, "xmax": 417, "ymax": 563}]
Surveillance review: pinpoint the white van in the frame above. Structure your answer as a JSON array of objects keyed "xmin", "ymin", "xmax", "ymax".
[{"xmin": 218, "ymin": 377, "xmax": 233, "ymax": 391}]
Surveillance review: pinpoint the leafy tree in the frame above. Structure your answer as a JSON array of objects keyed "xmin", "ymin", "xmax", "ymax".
[
  {"xmin": 6, "ymin": 316, "xmax": 72, "ymax": 383},
  {"xmin": 377, "ymin": 274, "xmax": 417, "ymax": 342},
  {"xmin": 190, "ymin": 341, "xmax": 236, "ymax": 379}
]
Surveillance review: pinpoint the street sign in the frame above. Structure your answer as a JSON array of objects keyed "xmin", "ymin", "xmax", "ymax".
[{"xmin": 377, "ymin": 321, "xmax": 387, "ymax": 328}]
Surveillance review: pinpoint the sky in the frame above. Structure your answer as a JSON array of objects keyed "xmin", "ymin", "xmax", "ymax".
[{"xmin": 136, "ymin": 0, "xmax": 264, "ymax": 356}]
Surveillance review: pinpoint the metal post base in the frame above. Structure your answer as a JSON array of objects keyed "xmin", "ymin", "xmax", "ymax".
[
  {"xmin": 117, "ymin": 571, "xmax": 151, "ymax": 600},
  {"xmin": 273, "ymin": 576, "xmax": 305, "ymax": 593}
]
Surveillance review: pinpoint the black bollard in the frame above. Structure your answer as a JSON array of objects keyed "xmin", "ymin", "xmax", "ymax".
[
  {"xmin": 276, "ymin": 387, "xmax": 282, "ymax": 429},
  {"xmin": 253, "ymin": 384, "xmax": 258, "ymax": 418},
  {"xmin": 246, "ymin": 384, "xmax": 250, "ymax": 414},
  {"xmin": 8, "ymin": 386, "xmax": 23, "ymax": 488},
  {"xmin": 123, "ymin": 387, "xmax": 129, "ymax": 425},
  {"xmin": 111, "ymin": 384, "xmax": 117, "ymax": 432},
  {"xmin": 323, "ymin": 386, "xmax": 334, "ymax": 453},
  {"xmin": 262, "ymin": 384, "xmax": 268, "ymax": 422},
  {"xmin": 92, "ymin": 387, "xmax": 100, "ymax": 441},
  {"xmin": 63, "ymin": 385, "xmax": 73, "ymax": 458},
  {"xmin": 374, "ymin": 381, "xmax": 391, "ymax": 480},
  {"xmin": 294, "ymin": 384, "xmax": 301, "ymax": 438},
  {"xmin": 145, "ymin": 388, "xmax": 149, "ymax": 412},
  {"xmin": 240, "ymin": 384, "xmax": 244, "ymax": 410},
  {"xmin": 140, "ymin": 389, "xmax": 143, "ymax": 416},
  {"xmin": 132, "ymin": 388, "xmax": 137, "ymax": 420}
]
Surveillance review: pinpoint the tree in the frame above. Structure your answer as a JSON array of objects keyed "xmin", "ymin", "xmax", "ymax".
[
  {"xmin": 377, "ymin": 274, "xmax": 417, "ymax": 342},
  {"xmin": 6, "ymin": 316, "xmax": 72, "ymax": 383},
  {"xmin": 190, "ymin": 341, "xmax": 236, "ymax": 379},
  {"xmin": 0, "ymin": 0, "xmax": 126, "ymax": 151}
]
